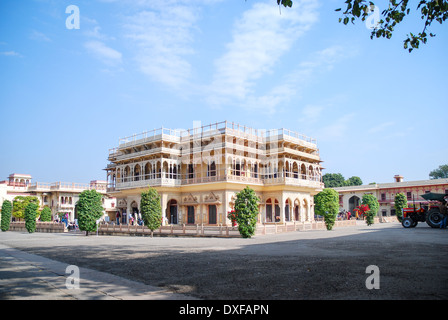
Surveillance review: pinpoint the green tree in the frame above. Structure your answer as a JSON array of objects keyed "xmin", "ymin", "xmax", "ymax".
[
  {"xmin": 314, "ymin": 188, "xmax": 340, "ymax": 230},
  {"xmin": 234, "ymin": 186, "xmax": 260, "ymax": 238},
  {"xmin": 345, "ymin": 176, "xmax": 363, "ymax": 186},
  {"xmin": 336, "ymin": 0, "xmax": 448, "ymax": 52},
  {"xmin": 140, "ymin": 187, "xmax": 162, "ymax": 237},
  {"xmin": 76, "ymin": 190, "xmax": 104, "ymax": 236},
  {"xmin": 361, "ymin": 194, "xmax": 379, "ymax": 226},
  {"xmin": 429, "ymin": 164, "xmax": 448, "ymax": 179},
  {"xmin": 13, "ymin": 196, "xmax": 40, "ymax": 220},
  {"xmin": 40, "ymin": 206, "xmax": 52, "ymax": 222},
  {"xmin": 394, "ymin": 193, "xmax": 408, "ymax": 222},
  {"xmin": 1, "ymin": 200, "xmax": 12, "ymax": 232},
  {"xmin": 25, "ymin": 202, "xmax": 38, "ymax": 233},
  {"xmin": 322, "ymin": 173, "xmax": 346, "ymax": 188}
]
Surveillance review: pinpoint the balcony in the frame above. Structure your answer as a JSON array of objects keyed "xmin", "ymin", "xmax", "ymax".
[{"xmin": 108, "ymin": 172, "xmax": 323, "ymax": 192}]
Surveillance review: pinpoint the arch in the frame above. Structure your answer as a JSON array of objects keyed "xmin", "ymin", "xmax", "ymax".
[
  {"xmin": 167, "ymin": 199, "xmax": 178, "ymax": 224},
  {"xmin": 349, "ymin": 196, "xmax": 360, "ymax": 215},
  {"xmin": 294, "ymin": 198, "xmax": 301, "ymax": 221},
  {"xmin": 134, "ymin": 164, "xmax": 141, "ymax": 181},
  {"xmin": 124, "ymin": 166, "xmax": 130, "ymax": 182},
  {"xmin": 285, "ymin": 198, "xmax": 292, "ymax": 221},
  {"xmin": 303, "ymin": 198, "xmax": 309, "ymax": 221},
  {"xmin": 300, "ymin": 164, "xmax": 307, "ymax": 179}
]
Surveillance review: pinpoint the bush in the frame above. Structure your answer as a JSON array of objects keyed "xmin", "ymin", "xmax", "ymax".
[
  {"xmin": 1, "ymin": 200, "xmax": 12, "ymax": 232},
  {"xmin": 314, "ymin": 188, "xmax": 339, "ymax": 230},
  {"xmin": 40, "ymin": 206, "xmax": 52, "ymax": 222},
  {"xmin": 76, "ymin": 190, "xmax": 104, "ymax": 236},
  {"xmin": 235, "ymin": 186, "xmax": 259, "ymax": 238},
  {"xmin": 25, "ymin": 202, "xmax": 38, "ymax": 233},
  {"xmin": 362, "ymin": 194, "xmax": 379, "ymax": 226},
  {"xmin": 140, "ymin": 187, "xmax": 162, "ymax": 237}
]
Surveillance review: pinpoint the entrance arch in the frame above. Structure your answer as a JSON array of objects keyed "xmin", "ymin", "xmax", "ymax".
[
  {"xmin": 167, "ymin": 199, "xmax": 178, "ymax": 224},
  {"xmin": 349, "ymin": 196, "xmax": 360, "ymax": 214}
]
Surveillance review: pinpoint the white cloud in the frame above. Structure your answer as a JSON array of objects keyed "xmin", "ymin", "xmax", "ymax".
[
  {"xmin": 318, "ymin": 113, "xmax": 356, "ymax": 141},
  {"xmin": 368, "ymin": 121, "xmax": 394, "ymax": 134},
  {"xmin": 30, "ymin": 30, "xmax": 51, "ymax": 42},
  {"xmin": 122, "ymin": 3, "xmax": 200, "ymax": 87},
  {"xmin": 208, "ymin": 0, "xmax": 319, "ymax": 107},
  {"xmin": 0, "ymin": 51, "xmax": 22, "ymax": 57},
  {"xmin": 84, "ymin": 40, "xmax": 122, "ymax": 66}
]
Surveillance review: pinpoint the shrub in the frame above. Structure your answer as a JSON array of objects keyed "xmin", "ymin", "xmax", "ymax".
[
  {"xmin": 25, "ymin": 202, "xmax": 38, "ymax": 233},
  {"xmin": 234, "ymin": 186, "xmax": 259, "ymax": 238},
  {"xmin": 140, "ymin": 187, "xmax": 162, "ymax": 237},
  {"xmin": 76, "ymin": 189, "xmax": 104, "ymax": 236},
  {"xmin": 1, "ymin": 200, "xmax": 12, "ymax": 232},
  {"xmin": 314, "ymin": 188, "xmax": 339, "ymax": 230},
  {"xmin": 40, "ymin": 206, "xmax": 52, "ymax": 222}
]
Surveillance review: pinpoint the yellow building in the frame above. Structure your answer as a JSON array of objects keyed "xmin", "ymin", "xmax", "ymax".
[{"xmin": 105, "ymin": 121, "xmax": 324, "ymax": 226}]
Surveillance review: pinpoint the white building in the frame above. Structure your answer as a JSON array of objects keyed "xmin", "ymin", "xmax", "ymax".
[{"xmin": 0, "ymin": 173, "xmax": 116, "ymax": 223}]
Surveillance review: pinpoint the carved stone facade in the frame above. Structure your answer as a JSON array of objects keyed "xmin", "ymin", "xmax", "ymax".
[{"xmin": 105, "ymin": 121, "xmax": 324, "ymax": 226}]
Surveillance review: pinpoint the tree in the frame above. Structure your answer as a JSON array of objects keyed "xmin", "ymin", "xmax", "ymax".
[
  {"xmin": 25, "ymin": 202, "xmax": 39, "ymax": 233},
  {"xmin": 429, "ymin": 164, "xmax": 448, "ymax": 179},
  {"xmin": 1, "ymin": 200, "xmax": 12, "ymax": 232},
  {"xmin": 323, "ymin": 173, "xmax": 346, "ymax": 188},
  {"xmin": 335, "ymin": 0, "xmax": 448, "ymax": 52},
  {"xmin": 345, "ymin": 176, "xmax": 363, "ymax": 186},
  {"xmin": 394, "ymin": 192, "xmax": 408, "ymax": 222},
  {"xmin": 12, "ymin": 196, "xmax": 39, "ymax": 220},
  {"xmin": 314, "ymin": 188, "xmax": 340, "ymax": 230},
  {"xmin": 234, "ymin": 186, "xmax": 260, "ymax": 238},
  {"xmin": 361, "ymin": 194, "xmax": 379, "ymax": 226},
  {"xmin": 40, "ymin": 206, "xmax": 52, "ymax": 222},
  {"xmin": 140, "ymin": 187, "xmax": 162, "ymax": 237},
  {"xmin": 76, "ymin": 189, "xmax": 104, "ymax": 236}
]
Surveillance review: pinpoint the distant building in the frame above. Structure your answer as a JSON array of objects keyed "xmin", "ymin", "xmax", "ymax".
[
  {"xmin": 334, "ymin": 175, "xmax": 448, "ymax": 217},
  {"xmin": 105, "ymin": 121, "xmax": 324, "ymax": 226},
  {"xmin": 0, "ymin": 173, "xmax": 116, "ymax": 223}
]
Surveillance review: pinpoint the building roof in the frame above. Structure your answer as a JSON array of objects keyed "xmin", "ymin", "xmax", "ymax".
[{"xmin": 333, "ymin": 178, "xmax": 448, "ymax": 192}]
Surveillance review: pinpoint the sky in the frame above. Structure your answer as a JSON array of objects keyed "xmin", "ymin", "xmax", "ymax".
[{"xmin": 0, "ymin": 0, "xmax": 447, "ymax": 185}]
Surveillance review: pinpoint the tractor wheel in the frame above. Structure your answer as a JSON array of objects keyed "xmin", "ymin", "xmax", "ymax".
[
  {"xmin": 402, "ymin": 217, "xmax": 414, "ymax": 228},
  {"xmin": 426, "ymin": 209, "xmax": 443, "ymax": 228}
]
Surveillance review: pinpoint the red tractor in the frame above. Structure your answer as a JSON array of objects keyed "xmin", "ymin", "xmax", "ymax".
[{"xmin": 401, "ymin": 193, "xmax": 447, "ymax": 228}]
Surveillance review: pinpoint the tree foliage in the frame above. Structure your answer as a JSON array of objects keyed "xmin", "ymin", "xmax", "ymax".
[
  {"xmin": 314, "ymin": 188, "xmax": 340, "ymax": 230},
  {"xmin": 234, "ymin": 186, "xmax": 260, "ymax": 238},
  {"xmin": 1, "ymin": 200, "xmax": 12, "ymax": 232},
  {"xmin": 140, "ymin": 187, "xmax": 162, "ymax": 237},
  {"xmin": 25, "ymin": 202, "xmax": 39, "ymax": 233},
  {"xmin": 323, "ymin": 173, "xmax": 346, "ymax": 188},
  {"xmin": 40, "ymin": 206, "xmax": 52, "ymax": 222},
  {"xmin": 323, "ymin": 173, "xmax": 363, "ymax": 188},
  {"xmin": 394, "ymin": 192, "xmax": 408, "ymax": 222},
  {"xmin": 336, "ymin": 0, "xmax": 448, "ymax": 52},
  {"xmin": 361, "ymin": 194, "xmax": 379, "ymax": 226},
  {"xmin": 429, "ymin": 164, "xmax": 448, "ymax": 179},
  {"xmin": 13, "ymin": 196, "xmax": 39, "ymax": 220},
  {"xmin": 76, "ymin": 190, "xmax": 104, "ymax": 236}
]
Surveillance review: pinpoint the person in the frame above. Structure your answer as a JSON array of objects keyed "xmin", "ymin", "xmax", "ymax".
[
  {"xmin": 441, "ymin": 196, "xmax": 448, "ymax": 229},
  {"xmin": 116, "ymin": 211, "xmax": 121, "ymax": 225}
]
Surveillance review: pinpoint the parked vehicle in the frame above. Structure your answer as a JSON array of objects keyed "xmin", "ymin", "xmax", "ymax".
[{"xmin": 401, "ymin": 193, "xmax": 447, "ymax": 228}]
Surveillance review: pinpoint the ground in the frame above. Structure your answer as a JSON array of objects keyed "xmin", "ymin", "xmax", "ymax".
[{"xmin": 0, "ymin": 221, "xmax": 447, "ymax": 300}]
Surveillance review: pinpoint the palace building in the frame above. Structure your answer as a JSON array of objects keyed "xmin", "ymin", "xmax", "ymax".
[
  {"xmin": 0, "ymin": 173, "xmax": 116, "ymax": 223},
  {"xmin": 105, "ymin": 121, "xmax": 324, "ymax": 226},
  {"xmin": 334, "ymin": 175, "xmax": 448, "ymax": 218}
]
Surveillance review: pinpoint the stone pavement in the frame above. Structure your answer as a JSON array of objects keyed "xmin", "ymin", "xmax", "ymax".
[{"xmin": 0, "ymin": 243, "xmax": 197, "ymax": 300}]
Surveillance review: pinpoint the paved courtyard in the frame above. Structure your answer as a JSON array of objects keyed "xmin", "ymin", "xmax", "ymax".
[{"xmin": 0, "ymin": 221, "xmax": 447, "ymax": 300}]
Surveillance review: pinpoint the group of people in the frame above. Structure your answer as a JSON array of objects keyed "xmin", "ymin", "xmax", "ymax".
[{"xmin": 115, "ymin": 211, "xmax": 143, "ymax": 226}]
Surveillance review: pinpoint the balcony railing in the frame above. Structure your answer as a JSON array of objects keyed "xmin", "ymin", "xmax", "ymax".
[{"xmin": 108, "ymin": 172, "xmax": 323, "ymax": 192}]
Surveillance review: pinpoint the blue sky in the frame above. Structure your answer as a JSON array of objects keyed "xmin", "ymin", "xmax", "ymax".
[{"xmin": 0, "ymin": 0, "xmax": 447, "ymax": 185}]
